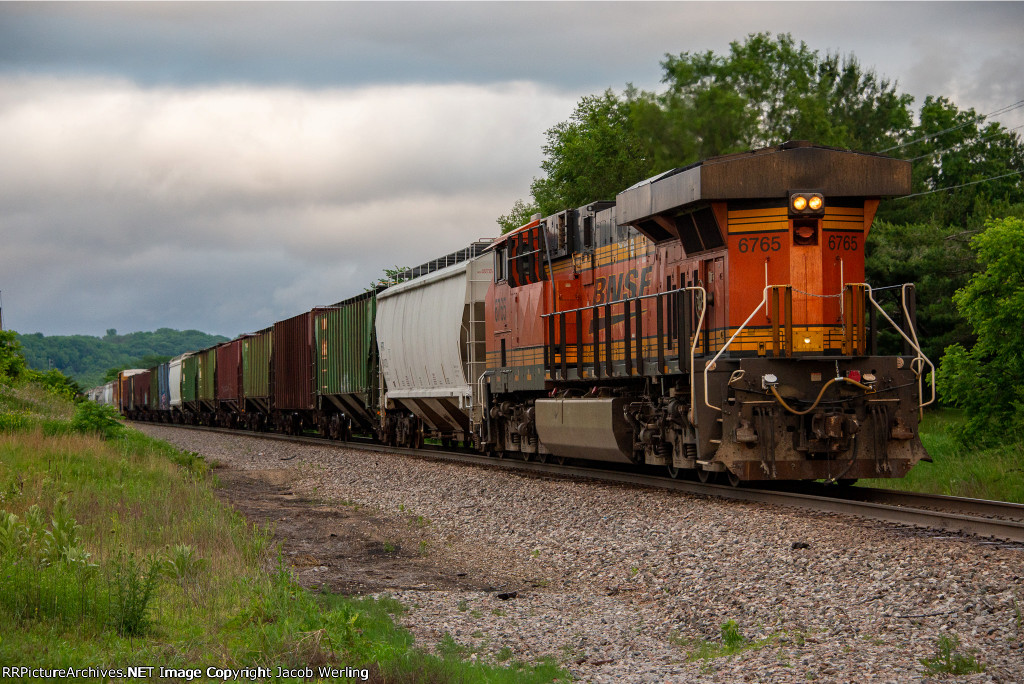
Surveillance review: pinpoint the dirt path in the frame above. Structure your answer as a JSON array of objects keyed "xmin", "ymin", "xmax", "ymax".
[{"xmin": 213, "ymin": 462, "xmax": 505, "ymax": 596}]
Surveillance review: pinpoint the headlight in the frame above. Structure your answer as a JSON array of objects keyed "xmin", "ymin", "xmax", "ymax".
[{"xmin": 789, "ymin": 191, "xmax": 825, "ymax": 217}]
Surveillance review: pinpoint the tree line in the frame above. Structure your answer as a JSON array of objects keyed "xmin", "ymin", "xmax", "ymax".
[
  {"xmin": 17, "ymin": 328, "xmax": 229, "ymax": 390},
  {"xmin": 497, "ymin": 33, "xmax": 1024, "ymax": 445}
]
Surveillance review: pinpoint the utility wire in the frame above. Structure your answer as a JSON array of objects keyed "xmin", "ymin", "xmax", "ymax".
[
  {"xmin": 894, "ymin": 168, "xmax": 1024, "ymax": 200},
  {"xmin": 907, "ymin": 123, "xmax": 1024, "ymax": 162},
  {"xmin": 879, "ymin": 98, "xmax": 1024, "ymax": 154}
]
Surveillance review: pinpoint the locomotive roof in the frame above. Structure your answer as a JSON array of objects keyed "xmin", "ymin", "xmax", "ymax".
[
  {"xmin": 493, "ymin": 141, "xmax": 910, "ymax": 247},
  {"xmin": 616, "ymin": 140, "xmax": 911, "ymax": 227}
]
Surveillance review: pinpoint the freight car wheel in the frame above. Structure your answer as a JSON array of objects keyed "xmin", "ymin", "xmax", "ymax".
[
  {"xmin": 521, "ymin": 451, "xmax": 531, "ymax": 462},
  {"xmin": 666, "ymin": 465, "xmax": 681, "ymax": 479},
  {"xmin": 536, "ymin": 453, "xmax": 548, "ymax": 464},
  {"xmin": 727, "ymin": 471, "xmax": 742, "ymax": 487},
  {"xmin": 697, "ymin": 469, "xmax": 711, "ymax": 484}
]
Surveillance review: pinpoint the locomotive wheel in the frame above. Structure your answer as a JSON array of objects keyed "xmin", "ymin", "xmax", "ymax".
[
  {"xmin": 666, "ymin": 465, "xmax": 681, "ymax": 479},
  {"xmin": 697, "ymin": 469, "xmax": 712, "ymax": 483}
]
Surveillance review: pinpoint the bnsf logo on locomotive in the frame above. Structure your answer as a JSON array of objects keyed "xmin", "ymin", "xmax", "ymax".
[{"xmin": 593, "ymin": 266, "xmax": 653, "ymax": 304}]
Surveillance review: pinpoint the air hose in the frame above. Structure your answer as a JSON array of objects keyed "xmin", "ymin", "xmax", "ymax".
[{"xmin": 768, "ymin": 377, "xmax": 874, "ymax": 416}]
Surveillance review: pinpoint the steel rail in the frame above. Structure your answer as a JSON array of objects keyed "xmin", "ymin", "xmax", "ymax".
[{"xmin": 133, "ymin": 422, "xmax": 1024, "ymax": 543}]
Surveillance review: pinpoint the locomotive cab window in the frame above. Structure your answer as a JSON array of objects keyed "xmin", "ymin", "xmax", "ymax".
[{"xmin": 494, "ymin": 246, "xmax": 507, "ymax": 282}]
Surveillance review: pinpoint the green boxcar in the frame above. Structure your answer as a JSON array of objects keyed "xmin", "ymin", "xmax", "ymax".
[
  {"xmin": 242, "ymin": 327, "xmax": 273, "ymax": 405},
  {"xmin": 197, "ymin": 347, "xmax": 217, "ymax": 403},
  {"xmin": 182, "ymin": 355, "xmax": 199, "ymax": 403},
  {"xmin": 148, "ymin": 369, "xmax": 160, "ymax": 411},
  {"xmin": 315, "ymin": 291, "xmax": 378, "ymax": 429}
]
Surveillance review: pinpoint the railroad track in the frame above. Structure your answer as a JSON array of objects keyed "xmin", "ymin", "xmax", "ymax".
[{"xmin": 136, "ymin": 422, "xmax": 1024, "ymax": 544}]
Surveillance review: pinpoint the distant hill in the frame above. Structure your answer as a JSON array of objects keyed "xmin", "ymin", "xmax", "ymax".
[{"xmin": 17, "ymin": 328, "xmax": 231, "ymax": 389}]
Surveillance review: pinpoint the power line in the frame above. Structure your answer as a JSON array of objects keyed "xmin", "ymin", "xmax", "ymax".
[
  {"xmin": 879, "ymin": 98, "xmax": 1024, "ymax": 154},
  {"xmin": 894, "ymin": 168, "xmax": 1024, "ymax": 200},
  {"xmin": 907, "ymin": 123, "xmax": 1024, "ymax": 163}
]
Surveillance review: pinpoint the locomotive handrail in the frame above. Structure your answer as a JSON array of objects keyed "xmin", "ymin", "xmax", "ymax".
[
  {"xmin": 702, "ymin": 283, "xmax": 936, "ymax": 414},
  {"xmin": 858, "ymin": 282, "xmax": 936, "ymax": 411},
  {"xmin": 703, "ymin": 286, "xmax": 773, "ymax": 412},
  {"xmin": 541, "ymin": 285, "xmax": 707, "ymax": 410}
]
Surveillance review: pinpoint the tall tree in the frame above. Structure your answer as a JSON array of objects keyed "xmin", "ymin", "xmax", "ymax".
[
  {"xmin": 511, "ymin": 33, "xmax": 916, "ymax": 220},
  {"xmin": 529, "ymin": 90, "xmax": 653, "ymax": 215},
  {"xmin": 938, "ymin": 217, "xmax": 1024, "ymax": 443},
  {"xmin": 496, "ymin": 198, "xmax": 540, "ymax": 235}
]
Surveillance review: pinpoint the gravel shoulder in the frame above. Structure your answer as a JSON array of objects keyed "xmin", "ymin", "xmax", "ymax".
[{"xmin": 136, "ymin": 424, "xmax": 1024, "ymax": 683}]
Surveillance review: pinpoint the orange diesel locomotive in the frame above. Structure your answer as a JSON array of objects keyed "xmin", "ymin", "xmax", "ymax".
[{"xmin": 480, "ymin": 141, "xmax": 933, "ymax": 484}]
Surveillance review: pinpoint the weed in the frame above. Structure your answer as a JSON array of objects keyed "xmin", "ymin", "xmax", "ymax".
[
  {"xmin": 919, "ymin": 633, "xmax": 985, "ymax": 675},
  {"xmin": 457, "ymin": 599, "xmax": 470, "ymax": 612},
  {"xmin": 69, "ymin": 402, "xmax": 125, "ymax": 440},
  {"xmin": 383, "ymin": 541, "xmax": 396, "ymax": 554},
  {"xmin": 682, "ymin": 620, "xmax": 778, "ymax": 661},
  {"xmin": 161, "ymin": 543, "xmax": 208, "ymax": 581},
  {"xmin": 437, "ymin": 633, "xmax": 468, "ymax": 658},
  {"xmin": 531, "ymin": 548, "xmax": 540, "ymax": 559},
  {"xmin": 169, "ymin": 450, "xmax": 209, "ymax": 480},
  {"xmin": 492, "ymin": 608, "xmax": 506, "ymax": 617},
  {"xmin": 108, "ymin": 552, "xmax": 162, "ymax": 636},
  {"xmin": 496, "ymin": 645, "xmax": 513, "ymax": 662}
]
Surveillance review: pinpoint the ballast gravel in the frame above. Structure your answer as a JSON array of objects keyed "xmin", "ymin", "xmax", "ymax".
[{"xmin": 137, "ymin": 425, "xmax": 1023, "ymax": 683}]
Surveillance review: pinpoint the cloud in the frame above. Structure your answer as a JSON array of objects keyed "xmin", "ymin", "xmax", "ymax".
[
  {"xmin": 3, "ymin": 2, "xmax": 1023, "ymax": 339},
  {"xmin": 0, "ymin": 76, "xmax": 577, "ymax": 336}
]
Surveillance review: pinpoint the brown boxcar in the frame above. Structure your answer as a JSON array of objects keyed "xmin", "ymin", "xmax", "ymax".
[
  {"xmin": 132, "ymin": 369, "xmax": 151, "ymax": 415},
  {"xmin": 216, "ymin": 338, "xmax": 243, "ymax": 403},
  {"xmin": 117, "ymin": 369, "xmax": 148, "ymax": 416},
  {"xmin": 273, "ymin": 310, "xmax": 323, "ymax": 412}
]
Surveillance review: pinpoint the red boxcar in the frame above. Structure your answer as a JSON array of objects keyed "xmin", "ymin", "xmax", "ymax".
[
  {"xmin": 273, "ymin": 309, "xmax": 333, "ymax": 432},
  {"xmin": 216, "ymin": 338, "xmax": 243, "ymax": 403}
]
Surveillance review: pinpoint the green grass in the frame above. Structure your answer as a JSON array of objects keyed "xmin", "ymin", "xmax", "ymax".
[
  {"xmin": 0, "ymin": 382, "xmax": 570, "ymax": 682},
  {"xmin": 861, "ymin": 408, "xmax": 1024, "ymax": 503},
  {"xmin": 671, "ymin": 620, "xmax": 778, "ymax": 662},
  {"xmin": 919, "ymin": 633, "xmax": 986, "ymax": 675}
]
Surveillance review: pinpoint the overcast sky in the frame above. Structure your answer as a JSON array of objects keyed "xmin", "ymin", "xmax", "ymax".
[{"xmin": 2, "ymin": 1, "xmax": 1022, "ymax": 338}]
